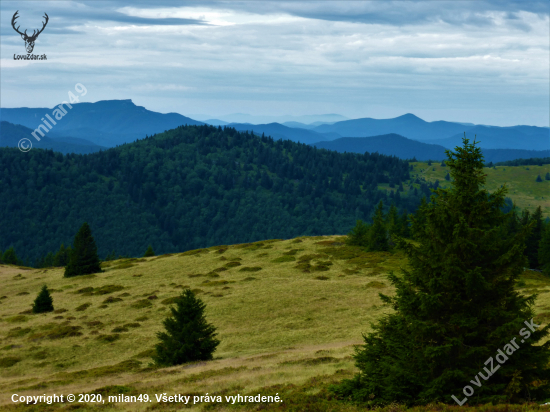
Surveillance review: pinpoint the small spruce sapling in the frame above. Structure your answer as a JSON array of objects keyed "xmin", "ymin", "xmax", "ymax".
[
  {"xmin": 32, "ymin": 285, "xmax": 54, "ymax": 313},
  {"xmin": 64, "ymin": 222, "xmax": 102, "ymax": 278},
  {"xmin": 154, "ymin": 289, "xmax": 220, "ymax": 366}
]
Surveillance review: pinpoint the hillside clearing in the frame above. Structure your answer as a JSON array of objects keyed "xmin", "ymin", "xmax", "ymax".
[{"xmin": 1, "ymin": 236, "xmax": 550, "ymax": 411}]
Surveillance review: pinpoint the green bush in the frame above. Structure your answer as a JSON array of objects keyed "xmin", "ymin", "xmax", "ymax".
[
  {"xmin": 238, "ymin": 266, "xmax": 262, "ymax": 272},
  {"xmin": 272, "ymin": 256, "xmax": 296, "ymax": 263},
  {"xmin": 28, "ymin": 324, "xmax": 83, "ymax": 340},
  {"xmin": 75, "ymin": 303, "xmax": 92, "ymax": 312},
  {"xmin": 93, "ymin": 285, "xmax": 124, "ymax": 295},
  {"xmin": 224, "ymin": 261, "xmax": 242, "ymax": 267},
  {"xmin": 96, "ymin": 334, "xmax": 121, "ymax": 343},
  {"xmin": 0, "ymin": 357, "xmax": 21, "ymax": 368},
  {"xmin": 103, "ymin": 297, "xmax": 123, "ymax": 304},
  {"xmin": 161, "ymin": 296, "xmax": 180, "ymax": 305},
  {"xmin": 111, "ymin": 326, "xmax": 129, "ymax": 333}
]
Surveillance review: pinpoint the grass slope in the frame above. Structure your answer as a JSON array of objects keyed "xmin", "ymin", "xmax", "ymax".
[
  {"xmin": 409, "ymin": 162, "xmax": 550, "ymax": 217},
  {"xmin": 2, "ymin": 236, "xmax": 550, "ymax": 411}
]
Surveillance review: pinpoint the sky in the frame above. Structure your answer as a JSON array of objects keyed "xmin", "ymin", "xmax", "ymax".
[{"xmin": 0, "ymin": 0, "xmax": 549, "ymax": 126}]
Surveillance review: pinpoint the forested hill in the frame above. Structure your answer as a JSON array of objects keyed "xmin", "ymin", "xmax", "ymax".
[{"xmin": 0, "ymin": 125, "xmax": 420, "ymax": 263}]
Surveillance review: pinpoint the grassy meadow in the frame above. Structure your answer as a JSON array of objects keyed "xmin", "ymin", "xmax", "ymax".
[
  {"xmin": 2, "ymin": 236, "xmax": 550, "ymax": 411},
  {"xmin": 408, "ymin": 162, "xmax": 550, "ymax": 218}
]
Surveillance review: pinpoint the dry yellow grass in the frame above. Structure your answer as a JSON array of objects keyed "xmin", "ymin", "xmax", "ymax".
[
  {"xmin": 0, "ymin": 236, "xmax": 402, "ymax": 411},
  {"xmin": 1, "ymin": 236, "xmax": 550, "ymax": 411}
]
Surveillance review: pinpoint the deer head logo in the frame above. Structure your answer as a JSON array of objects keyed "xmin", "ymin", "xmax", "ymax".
[{"xmin": 11, "ymin": 11, "xmax": 49, "ymax": 54}]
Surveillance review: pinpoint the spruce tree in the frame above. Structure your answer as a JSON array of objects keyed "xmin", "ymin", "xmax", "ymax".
[
  {"xmin": 536, "ymin": 174, "xmax": 543, "ymax": 182},
  {"xmin": 53, "ymin": 244, "xmax": 70, "ymax": 267},
  {"xmin": 410, "ymin": 196, "xmax": 428, "ymax": 240},
  {"xmin": 346, "ymin": 220, "xmax": 370, "ymax": 247},
  {"xmin": 386, "ymin": 204, "xmax": 400, "ymax": 247},
  {"xmin": 32, "ymin": 285, "xmax": 54, "ymax": 313},
  {"xmin": 539, "ymin": 222, "xmax": 550, "ymax": 275},
  {"xmin": 399, "ymin": 210, "xmax": 410, "ymax": 238},
  {"xmin": 368, "ymin": 200, "xmax": 389, "ymax": 252},
  {"xmin": 144, "ymin": 245, "xmax": 155, "ymax": 257},
  {"xmin": 525, "ymin": 206, "xmax": 543, "ymax": 269},
  {"xmin": 64, "ymin": 223, "xmax": 101, "ymax": 278},
  {"xmin": 332, "ymin": 138, "xmax": 550, "ymax": 406},
  {"xmin": 2, "ymin": 247, "xmax": 19, "ymax": 265},
  {"xmin": 154, "ymin": 289, "xmax": 220, "ymax": 366}
]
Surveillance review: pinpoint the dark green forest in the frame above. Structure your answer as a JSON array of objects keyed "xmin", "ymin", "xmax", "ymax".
[
  {"xmin": 493, "ymin": 157, "xmax": 550, "ymax": 167},
  {"xmin": 0, "ymin": 125, "xmax": 424, "ymax": 265}
]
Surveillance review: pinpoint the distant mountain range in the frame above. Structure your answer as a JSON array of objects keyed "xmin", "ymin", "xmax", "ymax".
[
  {"xmin": 191, "ymin": 113, "xmax": 347, "ymax": 125},
  {"xmin": 227, "ymin": 122, "xmax": 341, "ymax": 145},
  {"xmin": 312, "ymin": 113, "xmax": 549, "ymax": 151},
  {"xmin": 0, "ymin": 99, "xmax": 203, "ymax": 148},
  {"xmin": 1, "ymin": 99, "xmax": 548, "ymax": 158},
  {"xmin": 429, "ymin": 125, "xmax": 549, "ymax": 151},
  {"xmin": 313, "ymin": 134, "xmax": 550, "ymax": 163},
  {"xmin": 0, "ymin": 121, "xmax": 106, "ymax": 154},
  {"xmin": 313, "ymin": 113, "xmax": 468, "ymax": 140}
]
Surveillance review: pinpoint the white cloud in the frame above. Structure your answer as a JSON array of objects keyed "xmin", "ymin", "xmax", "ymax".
[{"xmin": 0, "ymin": 1, "xmax": 548, "ymax": 126}]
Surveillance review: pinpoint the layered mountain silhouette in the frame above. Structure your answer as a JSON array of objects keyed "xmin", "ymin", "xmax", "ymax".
[
  {"xmin": 313, "ymin": 113, "xmax": 468, "ymax": 140},
  {"xmin": 430, "ymin": 125, "xmax": 550, "ymax": 151},
  {"xmin": 195, "ymin": 112, "xmax": 347, "ymax": 124},
  {"xmin": 312, "ymin": 113, "xmax": 549, "ymax": 151},
  {"xmin": 313, "ymin": 134, "xmax": 550, "ymax": 163},
  {"xmin": 227, "ymin": 122, "xmax": 341, "ymax": 145},
  {"xmin": 0, "ymin": 121, "xmax": 106, "ymax": 154},
  {"xmin": 0, "ymin": 99, "xmax": 203, "ymax": 148},
  {"xmin": 1, "ymin": 100, "xmax": 547, "ymax": 155}
]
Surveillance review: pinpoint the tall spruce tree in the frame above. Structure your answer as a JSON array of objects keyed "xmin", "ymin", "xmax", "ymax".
[
  {"xmin": 154, "ymin": 289, "xmax": 220, "ymax": 366},
  {"xmin": 332, "ymin": 138, "xmax": 550, "ymax": 406},
  {"xmin": 525, "ymin": 206, "xmax": 543, "ymax": 269},
  {"xmin": 399, "ymin": 210, "xmax": 411, "ymax": 238},
  {"xmin": 32, "ymin": 285, "xmax": 54, "ymax": 313},
  {"xmin": 64, "ymin": 223, "xmax": 101, "ymax": 278},
  {"xmin": 368, "ymin": 200, "xmax": 389, "ymax": 251},
  {"xmin": 346, "ymin": 220, "xmax": 370, "ymax": 247},
  {"xmin": 410, "ymin": 196, "xmax": 428, "ymax": 240},
  {"xmin": 386, "ymin": 204, "xmax": 400, "ymax": 235},
  {"xmin": 53, "ymin": 244, "xmax": 70, "ymax": 267},
  {"xmin": 539, "ymin": 221, "xmax": 550, "ymax": 275}
]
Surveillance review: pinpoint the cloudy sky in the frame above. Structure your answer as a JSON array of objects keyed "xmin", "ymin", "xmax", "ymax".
[{"xmin": 1, "ymin": 0, "xmax": 548, "ymax": 126}]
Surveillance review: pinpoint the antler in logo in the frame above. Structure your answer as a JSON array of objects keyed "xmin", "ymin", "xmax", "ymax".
[{"xmin": 12, "ymin": 10, "xmax": 49, "ymax": 54}]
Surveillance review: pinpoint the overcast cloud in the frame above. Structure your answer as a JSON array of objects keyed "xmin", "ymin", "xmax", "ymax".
[{"xmin": 1, "ymin": 0, "xmax": 548, "ymax": 126}]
